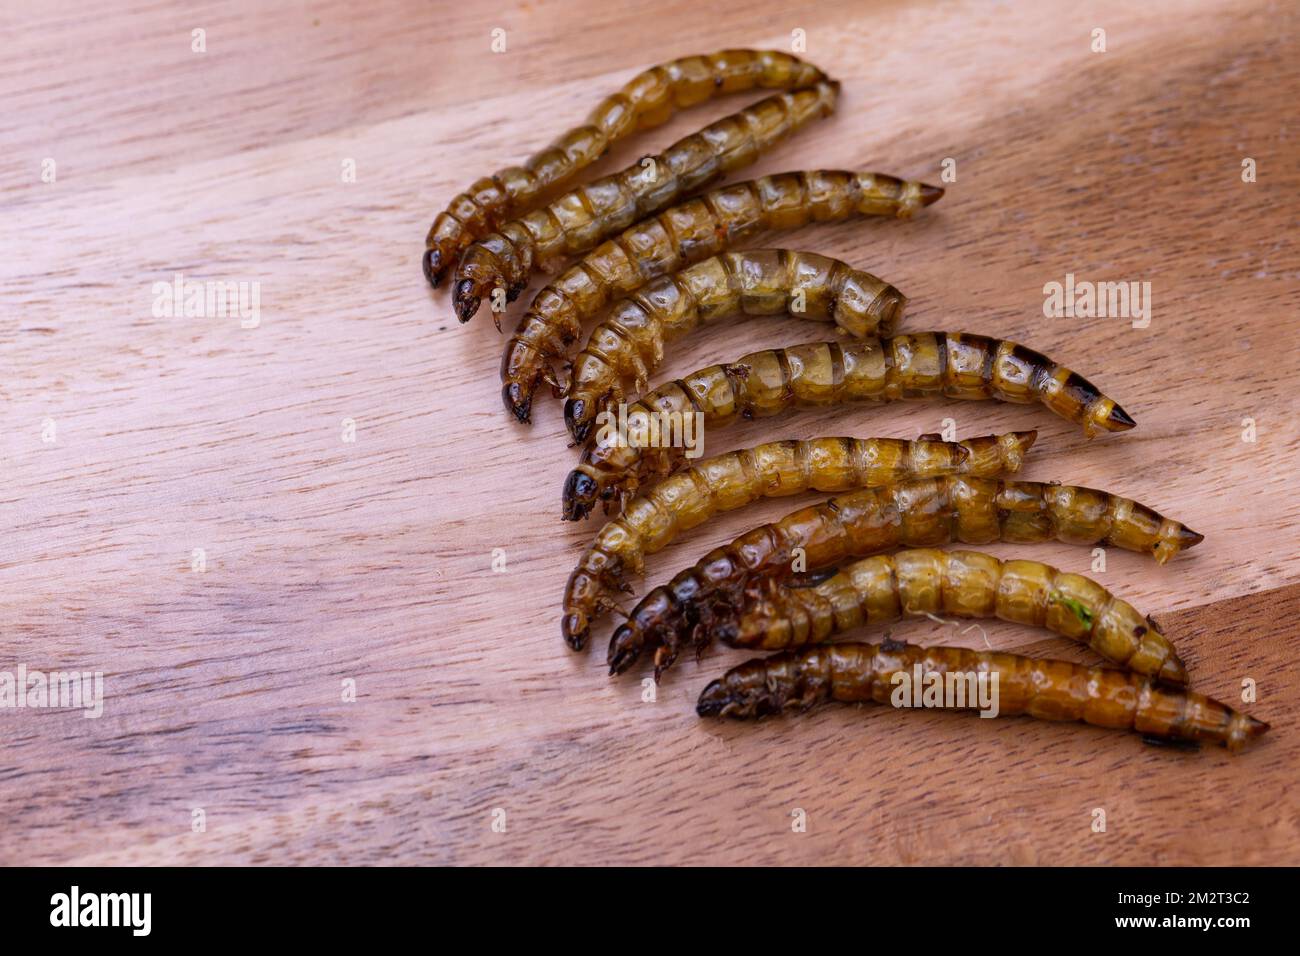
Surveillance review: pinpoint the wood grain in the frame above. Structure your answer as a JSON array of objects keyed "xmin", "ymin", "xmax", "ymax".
[{"xmin": 1, "ymin": 0, "xmax": 1297, "ymax": 865}]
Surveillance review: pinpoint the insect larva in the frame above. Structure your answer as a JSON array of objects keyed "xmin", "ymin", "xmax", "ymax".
[
  {"xmin": 501, "ymin": 170, "xmax": 943, "ymax": 423},
  {"xmin": 728, "ymin": 548, "xmax": 1188, "ymax": 684},
  {"xmin": 696, "ymin": 642, "xmax": 1269, "ymax": 754},
  {"xmin": 562, "ymin": 332, "xmax": 1136, "ymax": 522},
  {"xmin": 452, "ymin": 81, "xmax": 841, "ymax": 325},
  {"xmin": 423, "ymin": 50, "xmax": 829, "ymax": 288},
  {"xmin": 562, "ymin": 431, "xmax": 1037, "ymax": 651},
  {"xmin": 606, "ymin": 476, "xmax": 1202, "ymax": 678},
  {"xmin": 564, "ymin": 249, "xmax": 908, "ymax": 444}
]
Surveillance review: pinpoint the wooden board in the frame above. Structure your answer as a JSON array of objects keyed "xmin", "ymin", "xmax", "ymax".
[{"xmin": 2, "ymin": 0, "xmax": 1297, "ymax": 865}]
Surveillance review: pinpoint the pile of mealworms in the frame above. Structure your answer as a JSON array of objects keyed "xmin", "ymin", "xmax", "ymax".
[{"xmin": 426, "ymin": 50, "xmax": 1269, "ymax": 753}]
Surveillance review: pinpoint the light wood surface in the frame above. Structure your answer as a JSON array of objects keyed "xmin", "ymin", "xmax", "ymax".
[{"xmin": 2, "ymin": 0, "xmax": 1297, "ymax": 865}]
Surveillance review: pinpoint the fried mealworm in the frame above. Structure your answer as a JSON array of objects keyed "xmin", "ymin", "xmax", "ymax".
[
  {"xmin": 501, "ymin": 170, "xmax": 943, "ymax": 423},
  {"xmin": 606, "ymin": 476, "xmax": 1202, "ymax": 678},
  {"xmin": 562, "ymin": 249, "xmax": 907, "ymax": 444},
  {"xmin": 696, "ymin": 642, "xmax": 1268, "ymax": 753},
  {"xmin": 423, "ymin": 50, "xmax": 829, "ymax": 288},
  {"xmin": 562, "ymin": 431, "xmax": 1037, "ymax": 651},
  {"xmin": 727, "ymin": 548, "xmax": 1188, "ymax": 684},
  {"xmin": 562, "ymin": 332, "xmax": 1136, "ymax": 522},
  {"xmin": 452, "ymin": 80, "xmax": 841, "ymax": 325}
]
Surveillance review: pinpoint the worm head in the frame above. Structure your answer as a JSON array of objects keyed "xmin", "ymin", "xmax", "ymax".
[
  {"xmin": 454, "ymin": 279, "xmax": 484, "ymax": 324},
  {"xmin": 562, "ymin": 469, "xmax": 600, "ymax": 522},
  {"xmin": 607, "ymin": 621, "xmax": 645, "ymax": 676},
  {"xmin": 696, "ymin": 679, "xmax": 732, "ymax": 717},
  {"xmin": 423, "ymin": 247, "xmax": 444, "ymax": 288},
  {"xmin": 608, "ymin": 585, "xmax": 689, "ymax": 677},
  {"xmin": 502, "ymin": 380, "xmax": 534, "ymax": 424},
  {"xmin": 562, "ymin": 611, "xmax": 589, "ymax": 652},
  {"xmin": 695, "ymin": 671, "xmax": 776, "ymax": 719},
  {"xmin": 565, "ymin": 396, "xmax": 595, "ymax": 444}
]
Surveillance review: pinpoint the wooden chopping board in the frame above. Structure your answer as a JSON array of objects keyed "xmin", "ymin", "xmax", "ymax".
[{"xmin": 2, "ymin": 0, "xmax": 1297, "ymax": 864}]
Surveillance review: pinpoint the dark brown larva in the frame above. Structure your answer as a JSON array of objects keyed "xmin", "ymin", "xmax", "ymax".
[
  {"xmin": 697, "ymin": 642, "xmax": 1268, "ymax": 753},
  {"xmin": 452, "ymin": 81, "xmax": 841, "ymax": 325},
  {"xmin": 423, "ymin": 50, "xmax": 829, "ymax": 288},
  {"xmin": 605, "ymin": 476, "xmax": 1202, "ymax": 679}
]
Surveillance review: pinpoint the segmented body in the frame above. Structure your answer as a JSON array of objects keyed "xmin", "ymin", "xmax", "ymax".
[
  {"xmin": 501, "ymin": 170, "xmax": 942, "ymax": 422},
  {"xmin": 562, "ymin": 332, "xmax": 1136, "ymax": 521},
  {"xmin": 729, "ymin": 548, "xmax": 1188, "ymax": 684},
  {"xmin": 564, "ymin": 249, "xmax": 907, "ymax": 443},
  {"xmin": 696, "ymin": 642, "xmax": 1268, "ymax": 753},
  {"xmin": 453, "ymin": 81, "xmax": 841, "ymax": 324},
  {"xmin": 424, "ymin": 50, "xmax": 829, "ymax": 288},
  {"xmin": 605, "ymin": 476, "xmax": 1202, "ymax": 678},
  {"xmin": 563, "ymin": 432, "xmax": 1037, "ymax": 651}
]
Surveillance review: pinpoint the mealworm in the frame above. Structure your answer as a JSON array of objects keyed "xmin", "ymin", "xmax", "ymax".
[
  {"xmin": 696, "ymin": 642, "xmax": 1269, "ymax": 753},
  {"xmin": 423, "ymin": 50, "xmax": 829, "ymax": 288},
  {"xmin": 452, "ymin": 81, "xmax": 841, "ymax": 325},
  {"xmin": 562, "ymin": 431, "xmax": 1037, "ymax": 651},
  {"xmin": 605, "ymin": 476, "xmax": 1202, "ymax": 678},
  {"xmin": 727, "ymin": 548, "xmax": 1189, "ymax": 684},
  {"xmin": 500, "ymin": 170, "xmax": 943, "ymax": 423},
  {"xmin": 562, "ymin": 332, "xmax": 1136, "ymax": 522},
  {"xmin": 563, "ymin": 249, "xmax": 907, "ymax": 444}
]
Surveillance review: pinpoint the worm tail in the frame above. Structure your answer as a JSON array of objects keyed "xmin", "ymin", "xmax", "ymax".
[
  {"xmin": 1133, "ymin": 680, "xmax": 1271, "ymax": 753},
  {"xmin": 1002, "ymin": 556, "xmax": 1189, "ymax": 683},
  {"xmin": 932, "ymin": 332, "xmax": 1137, "ymax": 436}
]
